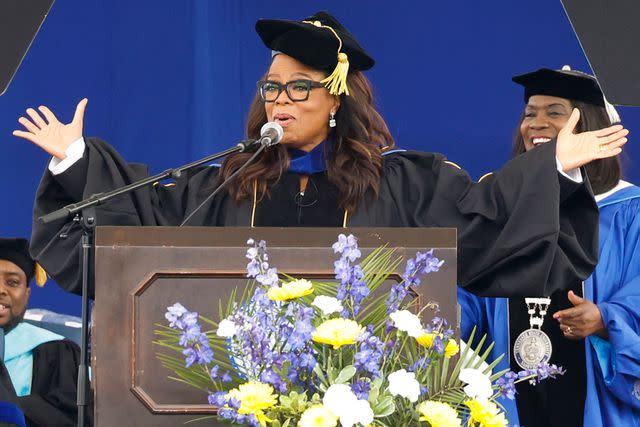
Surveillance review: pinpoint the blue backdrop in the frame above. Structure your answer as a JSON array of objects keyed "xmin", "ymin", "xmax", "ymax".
[{"xmin": 1, "ymin": 0, "xmax": 638, "ymax": 316}]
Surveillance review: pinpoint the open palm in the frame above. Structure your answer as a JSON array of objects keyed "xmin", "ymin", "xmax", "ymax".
[
  {"xmin": 556, "ymin": 108, "xmax": 629, "ymax": 171},
  {"xmin": 13, "ymin": 98, "xmax": 88, "ymax": 160}
]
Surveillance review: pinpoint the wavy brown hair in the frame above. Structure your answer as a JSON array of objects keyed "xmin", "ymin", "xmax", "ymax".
[
  {"xmin": 220, "ymin": 71, "xmax": 395, "ymax": 212},
  {"xmin": 512, "ymin": 100, "xmax": 621, "ymax": 195}
]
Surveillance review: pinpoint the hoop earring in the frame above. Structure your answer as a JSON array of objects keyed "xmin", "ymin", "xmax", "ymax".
[{"xmin": 329, "ymin": 112, "xmax": 336, "ymax": 128}]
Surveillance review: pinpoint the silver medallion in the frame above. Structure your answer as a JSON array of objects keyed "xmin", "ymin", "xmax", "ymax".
[{"xmin": 514, "ymin": 328, "xmax": 552, "ymax": 370}]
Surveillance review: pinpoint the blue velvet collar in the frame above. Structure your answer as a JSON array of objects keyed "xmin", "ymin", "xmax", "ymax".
[
  {"xmin": 288, "ymin": 139, "xmax": 330, "ymax": 174},
  {"xmin": 286, "ymin": 139, "xmax": 401, "ymax": 174}
]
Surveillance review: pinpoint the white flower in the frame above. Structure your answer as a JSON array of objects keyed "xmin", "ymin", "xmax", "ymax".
[
  {"xmin": 339, "ymin": 399, "xmax": 374, "ymax": 427},
  {"xmin": 312, "ymin": 295, "xmax": 344, "ymax": 315},
  {"xmin": 323, "ymin": 384, "xmax": 356, "ymax": 417},
  {"xmin": 389, "ymin": 310, "xmax": 423, "ymax": 337},
  {"xmin": 387, "ymin": 369, "xmax": 420, "ymax": 403},
  {"xmin": 216, "ymin": 318, "xmax": 238, "ymax": 338},
  {"xmin": 459, "ymin": 368, "xmax": 493, "ymax": 399},
  {"xmin": 322, "ymin": 384, "xmax": 373, "ymax": 427}
]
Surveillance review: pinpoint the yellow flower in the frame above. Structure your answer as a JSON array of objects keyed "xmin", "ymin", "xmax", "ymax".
[
  {"xmin": 267, "ymin": 279, "xmax": 314, "ymax": 301},
  {"xmin": 298, "ymin": 404, "xmax": 338, "ymax": 427},
  {"xmin": 312, "ymin": 318, "xmax": 364, "ymax": 349},
  {"xmin": 226, "ymin": 381, "xmax": 277, "ymax": 427},
  {"xmin": 415, "ymin": 332, "xmax": 439, "ymax": 348},
  {"xmin": 417, "ymin": 400, "xmax": 462, "ymax": 427},
  {"xmin": 464, "ymin": 399, "xmax": 508, "ymax": 427},
  {"xmin": 444, "ymin": 340, "xmax": 459, "ymax": 358}
]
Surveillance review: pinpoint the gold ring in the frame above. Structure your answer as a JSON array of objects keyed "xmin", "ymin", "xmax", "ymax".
[{"xmin": 566, "ymin": 326, "xmax": 572, "ymax": 334}]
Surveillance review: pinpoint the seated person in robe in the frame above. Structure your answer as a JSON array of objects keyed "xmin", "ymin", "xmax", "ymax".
[{"xmin": 0, "ymin": 238, "xmax": 90, "ymax": 427}]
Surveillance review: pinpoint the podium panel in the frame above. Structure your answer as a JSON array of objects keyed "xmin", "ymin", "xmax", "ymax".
[{"xmin": 93, "ymin": 227, "xmax": 457, "ymax": 426}]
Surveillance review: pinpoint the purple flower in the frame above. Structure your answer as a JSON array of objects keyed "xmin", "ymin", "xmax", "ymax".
[
  {"xmin": 245, "ymin": 239, "xmax": 278, "ymax": 285},
  {"xmin": 196, "ymin": 345, "xmax": 214, "ymax": 365},
  {"xmin": 165, "ymin": 303, "xmax": 188, "ymax": 328},
  {"xmin": 354, "ymin": 328, "xmax": 384, "ymax": 378},
  {"xmin": 208, "ymin": 391, "xmax": 227, "ymax": 406},
  {"xmin": 246, "ymin": 247, "xmax": 258, "ymax": 260},
  {"xmin": 411, "ymin": 356, "xmax": 432, "ymax": 371},
  {"xmin": 289, "ymin": 319, "xmax": 314, "ymax": 351},
  {"xmin": 433, "ymin": 335, "xmax": 444, "ymax": 355},
  {"xmin": 247, "ymin": 258, "xmax": 260, "ymax": 277},
  {"xmin": 256, "ymin": 267, "xmax": 279, "ymax": 287},
  {"xmin": 166, "ymin": 304, "xmax": 216, "ymax": 369},
  {"xmin": 496, "ymin": 363, "xmax": 565, "ymax": 396},
  {"xmin": 210, "ymin": 365, "xmax": 219, "ymax": 380},
  {"xmin": 183, "ymin": 347, "xmax": 198, "ymax": 368},
  {"xmin": 332, "ymin": 236, "xmax": 370, "ymax": 317},
  {"xmin": 298, "ymin": 351, "xmax": 317, "ymax": 370},
  {"xmin": 387, "ymin": 250, "xmax": 444, "ymax": 313},
  {"xmin": 179, "ymin": 324, "xmax": 202, "ymax": 346},
  {"xmin": 352, "ymin": 379, "xmax": 371, "ymax": 400},
  {"xmin": 260, "ymin": 368, "xmax": 288, "ymax": 393},
  {"xmin": 217, "ymin": 407, "xmax": 237, "ymax": 420},
  {"xmin": 420, "ymin": 385, "xmax": 429, "ymax": 396}
]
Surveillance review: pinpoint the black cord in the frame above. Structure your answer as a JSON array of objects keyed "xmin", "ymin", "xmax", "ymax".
[{"xmin": 179, "ymin": 145, "xmax": 266, "ymax": 226}]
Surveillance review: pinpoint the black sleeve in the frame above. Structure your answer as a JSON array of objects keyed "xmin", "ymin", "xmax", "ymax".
[
  {"xmin": 381, "ymin": 140, "xmax": 598, "ymax": 297},
  {"xmin": 29, "ymin": 137, "xmax": 220, "ymax": 296},
  {"xmin": 17, "ymin": 340, "xmax": 91, "ymax": 427}
]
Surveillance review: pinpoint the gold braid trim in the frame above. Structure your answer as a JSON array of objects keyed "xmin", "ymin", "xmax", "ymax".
[
  {"xmin": 444, "ymin": 160, "xmax": 462, "ymax": 170},
  {"xmin": 251, "ymin": 180, "xmax": 258, "ymax": 228},
  {"xmin": 478, "ymin": 172, "xmax": 494, "ymax": 182}
]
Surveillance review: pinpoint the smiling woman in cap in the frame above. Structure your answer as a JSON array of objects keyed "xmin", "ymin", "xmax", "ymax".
[
  {"xmin": 13, "ymin": 13, "xmax": 628, "ymax": 311},
  {"xmin": 459, "ymin": 67, "xmax": 640, "ymax": 427}
]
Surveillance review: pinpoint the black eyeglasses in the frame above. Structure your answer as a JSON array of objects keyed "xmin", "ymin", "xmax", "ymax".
[{"xmin": 257, "ymin": 79, "xmax": 326, "ymax": 102}]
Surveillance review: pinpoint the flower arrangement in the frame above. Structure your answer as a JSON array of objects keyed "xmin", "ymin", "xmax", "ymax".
[{"xmin": 154, "ymin": 234, "xmax": 563, "ymax": 426}]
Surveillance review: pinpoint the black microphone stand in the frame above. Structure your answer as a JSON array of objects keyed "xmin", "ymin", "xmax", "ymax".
[{"xmin": 38, "ymin": 138, "xmax": 259, "ymax": 427}]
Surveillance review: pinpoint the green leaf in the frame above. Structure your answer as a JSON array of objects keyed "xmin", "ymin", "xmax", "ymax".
[
  {"xmin": 368, "ymin": 379, "xmax": 381, "ymax": 404},
  {"xmin": 372, "ymin": 395, "xmax": 396, "ymax": 417},
  {"xmin": 335, "ymin": 365, "xmax": 357, "ymax": 384}
]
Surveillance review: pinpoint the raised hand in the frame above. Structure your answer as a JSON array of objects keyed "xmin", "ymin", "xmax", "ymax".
[
  {"xmin": 12, "ymin": 98, "xmax": 88, "ymax": 160},
  {"xmin": 556, "ymin": 108, "xmax": 629, "ymax": 172},
  {"xmin": 553, "ymin": 290, "xmax": 607, "ymax": 340}
]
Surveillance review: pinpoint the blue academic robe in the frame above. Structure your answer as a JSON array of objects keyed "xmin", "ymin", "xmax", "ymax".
[{"xmin": 459, "ymin": 183, "xmax": 640, "ymax": 426}]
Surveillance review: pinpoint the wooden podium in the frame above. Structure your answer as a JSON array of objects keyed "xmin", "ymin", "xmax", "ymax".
[{"xmin": 92, "ymin": 227, "xmax": 457, "ymax": 426}]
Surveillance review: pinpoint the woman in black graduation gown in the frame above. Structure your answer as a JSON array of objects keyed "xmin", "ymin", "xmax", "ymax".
[
  {"xmin": 506, "ymin": 68, "xmax": 636, "ymax": 427},
  {"xmin": 13, "ymin": 12, "xmax": 628, "ymax": 300},
  {"xmin": 460, "ymin": 67, "xmax": 638, "ymax": 427}
]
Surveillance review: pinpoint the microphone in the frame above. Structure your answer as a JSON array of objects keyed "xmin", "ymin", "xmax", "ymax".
[
  {"xmin": 258, "ymin": 122, "xmax": 284, "ymax": 147},
  {"xmin": 235, "ymin": 122, "xmax": 283, "ymax": 151}
]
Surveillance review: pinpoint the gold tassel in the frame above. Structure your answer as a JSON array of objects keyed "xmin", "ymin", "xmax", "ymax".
[
  {"xmin": 34, "ymin": 263, "xmax": 47, "ymax": 287},
  {"xmin": 303, "ymin": 20, "xmax": 350, "ymax": 96},
  {"xmin": 322, "ymin": 52, "xmax": 350, "ymax": 96}
]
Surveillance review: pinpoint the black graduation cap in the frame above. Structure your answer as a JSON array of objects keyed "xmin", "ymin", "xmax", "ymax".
[
  {"xmin": 512, "ymin": 67, "xmax": 605, "ymax": 106},
  {"xmin": 255, "ymin": 11, "xmax": 374, "ymax": 96},
  {"xmin": 512, "ymin": 66, "xmax": 621, "ymax": 123},
  {"xmin": 0, "ymin": 238, "xmax": 47, "ymax": 286}
]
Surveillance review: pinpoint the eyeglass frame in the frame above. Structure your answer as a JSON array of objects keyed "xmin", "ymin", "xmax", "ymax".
[{"xmin": 257, "ymin": 79, "xmax": 327, "ymax": 102}]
